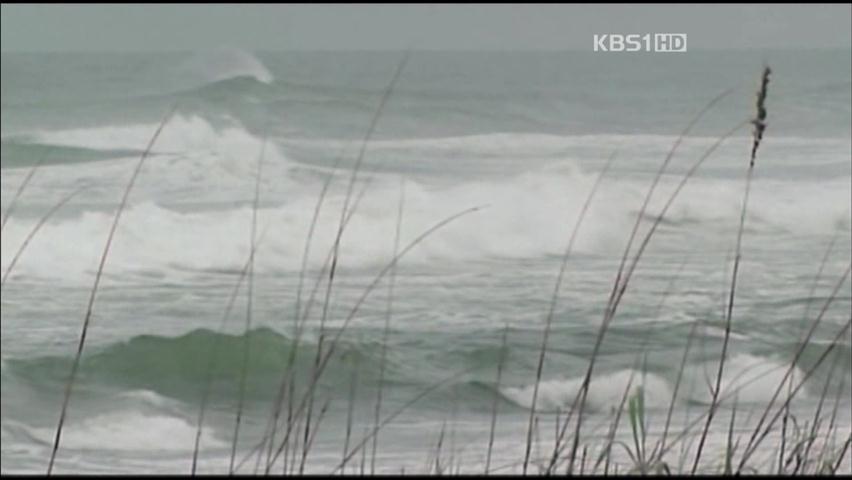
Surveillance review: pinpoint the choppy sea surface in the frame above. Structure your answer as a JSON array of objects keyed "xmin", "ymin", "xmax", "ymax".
[{"xmin": 1, "ymin": 49, "xmax": 850, "ymax": 474}]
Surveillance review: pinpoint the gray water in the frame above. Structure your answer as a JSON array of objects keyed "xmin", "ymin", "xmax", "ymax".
[{"xmin": 1, "ymin": 49, "xmax": 851, "ymax": 474}]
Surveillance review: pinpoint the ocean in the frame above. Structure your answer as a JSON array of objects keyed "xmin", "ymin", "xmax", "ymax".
[{"xmin": 1, "ymin": 49, "xmax": 850, "ymax": 474}]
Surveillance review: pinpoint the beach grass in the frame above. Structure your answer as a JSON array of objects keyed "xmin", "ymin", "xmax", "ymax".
[{"xmin": 1, "ymin": 62, "xmax": 849, "ymax": 476}]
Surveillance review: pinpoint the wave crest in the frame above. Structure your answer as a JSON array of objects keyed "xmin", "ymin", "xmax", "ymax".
[
  {"xmin": 501, "ymin": 369, "xmax": 672, "ymax": 412},
  {"xmin": 175, "ymin": 48, "xmax": 274, "ymax": 86},
  {"xmin": 3, "ymin": 327, "xmax": 385, "ymax": 401}
]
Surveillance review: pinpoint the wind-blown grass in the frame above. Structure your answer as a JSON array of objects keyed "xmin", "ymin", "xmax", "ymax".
[
  {"xmin": 693, "ymin": 65, "xmax": 772, "ymax": 474},
  {"xmin": 0, "ymin": 146, "xmax": 50, "ymax": 235},
  {"xmin": 1, "ymin": 61, "xmax": 844, "ymax": 476},
  {"xmin": 485, "ymin": 324, "xmax": 509, "ymax": 475},
  {"xmin": 371, "ymin": 177, "xmax": 405, "ymax": 474},
  {"xmin": 522, "ymin": 150, "xmax": 616, "ymax": 474},
  {"xmin": 46, "ymin": 104, "xmax": 178, "ymax": 475},
  {"xmin": 228, "ymin": 127, "xmax": 268, "ymax": 474},
  {"xmin": 302, "ymin": 51, "xmax": 410, "ymax": 474},
  {"xmin": 556, "ymin": 102, "xmax": 746, "ymax": 475},
  {"xmin": 265, "ymin": 204, "xmax": 486, "ymax": 469},
  {"xmin": 1, "ymin": 186, "xmax": 85, "ymax": 292},
  {"xmin": 190, "ymin": 222, "xmax": 274, "ymax": 475}
]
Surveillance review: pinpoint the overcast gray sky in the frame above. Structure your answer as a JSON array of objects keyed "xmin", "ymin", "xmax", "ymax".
[{"xmin": 2, "ymin": 4, "xmax": 850, "ymax": 52}]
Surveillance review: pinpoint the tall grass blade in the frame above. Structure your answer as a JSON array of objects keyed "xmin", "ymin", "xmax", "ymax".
[{"xmin": 47, "ymin": 104, "xmax": 176, "ymax": 475}]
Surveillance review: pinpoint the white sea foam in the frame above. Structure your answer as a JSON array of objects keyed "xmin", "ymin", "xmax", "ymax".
[
  {"xmin": 12, "ymin": 114, "xmax": 295, "ymax": 204},
  {"xmin": 2, "ymin": 167, "xmax": 849, "ymax": 284},
  {"xmin": 116, "ymin": 389, "xmax": 184, "ymax": 410},
  {"xmin": 173, "ymin": 48, "xmax": 274, "ymax": 85},
  {"xmin": 501, "ymin": 369, "xmax": 673, "ymax": 412},
  {"xmin": 30, "ymin": 114, "xmax": 276, "ymax": 161},
  {"xmin": 684, "ymin": 353, "xmax": 809, "ymax": 406},
  {"xmin": 500, "ymin": 353, "xmax": 812, "ymax": 414},
  {"xmin": 2, "ymin": 116, "xmax": 849, "ymax": 283},
  {"xmin": 6, "ymin": 411, "xmax": 224, "ymax": 452}
]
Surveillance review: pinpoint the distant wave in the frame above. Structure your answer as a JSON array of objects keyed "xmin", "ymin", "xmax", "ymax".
[
  {"xmin": 3, "ymin": 411, "xmax": 225, "ymax": 452},
  {"xmin": 174, "ymin": 48, "xmax": 274, "ymax": 86},
  {"xmin": 497, "ymin": 353, "xmax": 810, "ymax": 412},
  {"xmin": 0, "ymin": 139, "xmax": 146, "ymax": 169},
  {"xmin": 2, "ymin": 115, "xmax": 849, "ymax": 284},
  {"xmin": 2, "ymin": 327, "xmax": 395, "ymax": 401},
  {"xmin": 500, "ymin": 369, "xmax": 672, "ymax": 413}
]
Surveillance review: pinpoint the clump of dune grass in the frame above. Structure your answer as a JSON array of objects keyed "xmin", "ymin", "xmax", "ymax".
[
  {"xmin": 300, "ymin": 50, "xmax": 410, "ymax": 475},
  {"xmin": 233, "ymin": 52, "xmax": 412, "ymax": 474},
  {"xmin": 14, "ymin": 58, "xmax": 848, "ymax": 476},
  {"xmin": 257, "ymin": 147, "xmax": 353, "ymax": 474},
  {"xmin": 371, "ymin": 176, "xmax": 405, "ymax": 474},
  {"xmin": 222, "ymin": 54, "xmax": 489, "ymax": 475},
  {"xmin": 228, "ymin": 126, "xmax": 268, "ymax": 474},
  {"xmin": 551, "ymin": 89, "xmax": 745, "ymax": 475},
  {"xmin": 484, "ymin": 324, "xmax": 509, "ymax": 474},
  {"xmin": 47, "ymin": 104, "xmax": 178, "ymax": 475},
  {"xmin": 191, "ymin": 222, "xmax": 273, "ymax": 474},
  {"xmin": 264, "ymin": 204, "xmax": 486, "ymax": 470},
  {"xmin": 522, "ymin": 149, "xmax": 616, "ymax": 474},
  {"xmin": 777, "ymin": 233, "xmax": 841, "ymax": 470},
  {"xmin": 736, "ymin": 263, "xmax": 851, "ymax": 472},
  {"xmin": 332, "ymin": 367, "xmax": 479, "ymax": 474},
  {"xmin": 261, "ymin": 63, "xmax": 851, "ymax": 477},
  {"xmin": 692, "ymin": 64, "xmax": 771, "ymax": 474},
  {"xmin": 243, "ymin": 173, "xmax": 375, "ymax": 474}
]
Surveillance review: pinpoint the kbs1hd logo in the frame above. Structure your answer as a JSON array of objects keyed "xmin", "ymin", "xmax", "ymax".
[{"xmin": 593, "ymin": 34, "xmax": 687, "ymax": 53}]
